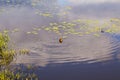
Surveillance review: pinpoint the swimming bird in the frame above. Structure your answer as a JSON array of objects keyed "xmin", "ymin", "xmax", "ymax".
[
  {"xmin": 101, "ymin": 30, "xmax": 104, "ymax": 33},
  {"xmin": 59, "ymin": 37, "xmax": 63, "ymax": 43}
]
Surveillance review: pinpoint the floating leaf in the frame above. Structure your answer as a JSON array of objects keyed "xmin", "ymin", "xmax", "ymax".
[
  {"xmin": 63, "ymin": 36, "xmax": 67, "ymax": 39},
  {"xmin": 53, "ymin": 26, "xmax": 59, "ymax": 31},
  {"xmin": 66, "ymin": 6, "xmax": 72, "ymax": 10},
  {"xmin": 32, "ymin": 31, "xmax": 38, "ymax": 35},
  {"xmin": 12, "ymin": 28, "xmax": 19, "ymax": 33},
  {"xmin": 44, "ymin": 27, "xmax": 51, "ymax": 31},
  {"xmin": 72, "ymin": 32, "xmax": 79, "ymax": 35},
  {"xmin": 3, "ymin": 30, "xmax": 9, "ymax": 34},
  {"xmin": 85, "ymin": 32, "xmax": 90, "ymax": 34},
  {"xmin": 94, "ymin": 34, "xmax": 100, "ymax": 37},
  {"xmin": 26, "ymin": 32, "xmax": 31, "ymax": 34},
  {"xmin": 31, "ymin": 3, "xmax": 36, "ymax": 6},
  {"xmin": 106, "ymin": 29, "xmax": 112, "ymax": 33}
]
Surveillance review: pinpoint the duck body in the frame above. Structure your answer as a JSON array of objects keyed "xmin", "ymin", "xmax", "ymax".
[{"xmin": 59, "ymin": 37, "xmax": 63, "ymax": 43}]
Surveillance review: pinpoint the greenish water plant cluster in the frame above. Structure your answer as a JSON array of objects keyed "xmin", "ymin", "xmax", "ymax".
[
  {"xmin": 0, "ymin": 32, "xmax": 14, "ymax": 66},
  {"xmin": 0, "ymin": 32, "xmax": 38, "ymax": 80}
]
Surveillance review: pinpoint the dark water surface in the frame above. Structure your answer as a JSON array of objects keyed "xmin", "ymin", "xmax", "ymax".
[{"xmin": 1, "ymin": 0, "xmax": 120, "ymax": 80}]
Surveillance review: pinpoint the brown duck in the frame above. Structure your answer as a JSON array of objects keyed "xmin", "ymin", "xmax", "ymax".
[{"xmin": 59, "ymin": 37, "xmax": 63, "ymax": 43}]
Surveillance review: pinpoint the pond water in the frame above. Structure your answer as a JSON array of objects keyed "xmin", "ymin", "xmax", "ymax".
[{"xmin": 1, "ymin": 0, "xmax": 120, "ymax": 80}]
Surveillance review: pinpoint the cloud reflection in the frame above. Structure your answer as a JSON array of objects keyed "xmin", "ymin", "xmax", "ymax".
[
  {"xmin": 68, "ymin": 0, "xmax": 120, "ymax": 5},
  {"xmin": 0, "ymin": 0, "xmax": 119, "ymax": 67}
]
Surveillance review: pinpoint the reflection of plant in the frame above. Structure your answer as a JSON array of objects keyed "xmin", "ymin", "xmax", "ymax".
[
  {"xmin": 0, "ymin": 69, "xmax": 20, "ymax": 80},
  {"xmin": 14, "ymin": 64, "xmax": 38, "ymax": 80},
  {"xmin": 0, "ymin": 66, "xmax": 38, "ymax": 80},
  {"xmin": 0, "ymin": 32, "xmax": 38, "ymax": 80}
]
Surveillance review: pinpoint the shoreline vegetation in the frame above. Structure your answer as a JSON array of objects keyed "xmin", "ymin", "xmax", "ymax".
[{"xmin": 0, "ymin": 31, "xmax": 38, "ymax": 80}]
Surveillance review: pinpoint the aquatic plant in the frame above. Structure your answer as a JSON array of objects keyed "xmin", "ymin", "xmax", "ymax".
[
  {"xmin": 0, "ymin": 32, "xmax": 14, "ymax": 66},
  {"xmin": 0, "ymin": 31, "xmax": 38, "ymax": 80}
]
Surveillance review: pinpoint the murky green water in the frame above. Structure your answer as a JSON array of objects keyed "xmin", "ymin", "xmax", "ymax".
[{"xmin": 1, "ymin": 0, "xmax": 120, "ymax": 80}]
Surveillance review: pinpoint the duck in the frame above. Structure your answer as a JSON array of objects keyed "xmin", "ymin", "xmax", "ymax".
[
  {"xmin": 59, "ymin": 37, "xmax": 63, "ymax": 43},
  {"xmin": 101, "ymin": 30, "xmax": 104, "ymax": 33}
]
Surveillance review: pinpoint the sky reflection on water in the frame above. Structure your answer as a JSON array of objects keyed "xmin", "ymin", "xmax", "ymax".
[
  {"xmin": 0, "ymin": 0, "xmax": 120, "ymax": 67},
  {"xmin": 1, "ymin": 0, "xmax": 120, "ymax": 80}
]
